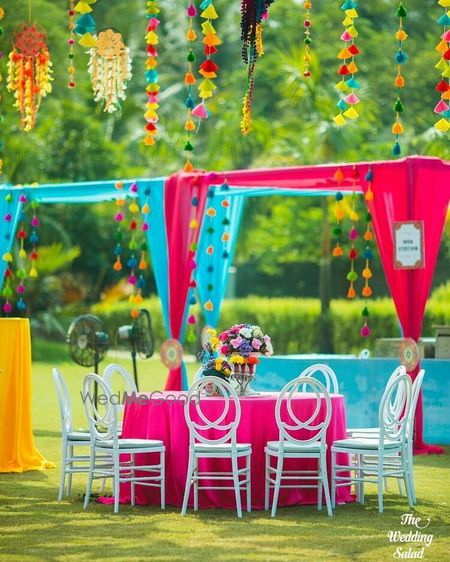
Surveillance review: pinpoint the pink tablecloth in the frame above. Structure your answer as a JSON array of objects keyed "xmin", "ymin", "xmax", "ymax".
[{"xmin": 119, "ymin": 391, "xmax": 352, "ymax": 509}]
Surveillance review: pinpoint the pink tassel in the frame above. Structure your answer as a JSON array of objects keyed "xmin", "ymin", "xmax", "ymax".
[
  {"xmin": 191, "ymin": 103, "xmax": 209, "ymax": 119},
  {"xmin": 188, "ymin": 258, "xmax": 197, "ymax": 269},
  {"xmin": 360, "ymin": 324, "xmax": 371, "ymax": 337},
  {"xmin": 130, "ymin": 182, "xmax": 138, "ymax": 193},
  {"xmin": 187, "ymin": 3, "xmax": 197, "ymax": 17},
  {"xmin": 115, "ymin": 212, "xmax": 124, "ymax": 222},
  {"xmin": 349, "ymin": 227, "xmax": 359, "ymax": 240},
  {"xmin": 31, "ymin": 216, "xmax": 40, "ymax": 227},
  {"xmin": 188, "ymin": 314, "xmax": 196, "ymax": 324},
  {"xmin": 4, "ymin": 214, "xmax": 11, "ymax": 222},
  {"xmin": 142, "ymin": 222, "xmax": 149, "ymax": 231},
  {"xmin": 19, "ymin": 194, "xmax": 27, "ymax": 203},
  {"xmin": 128, "ymin": 274, "xmax": 136, "ymax": 285}
]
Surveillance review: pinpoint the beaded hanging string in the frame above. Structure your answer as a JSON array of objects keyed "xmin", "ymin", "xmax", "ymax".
[
  {"xmin": 113, "ymin": 181, "xmax": 125, "ymax": 273},
  {"xmin": 192, "ymin": 0, "xmax": 221, "ymax": 122},
  {"xmin": 137, "ymin": 189, "xmax": 150, "ymax": 311},
  {"xmin": 183, "ymin": 2, "xmax": 198, "ymax": 172},
  {"xmin": 434, "ymin": 0, "xmax": 450, "ymax": 133},
  {"xmin": 67, "ymin": 1, "xmax": 76, "ymax": 87},
  {"xmin": 240, "ymin": 0, "xmax": 274, "ymax": 134},
  {"xmin": 333, "ymin": 0, "xmax": 361, "ymax": 126},
  {"xmin": 360, "ymin": 166, "xmax": 375, "ymax": 337},
  {"xmin": 332, "ymin": 168, "xmax": 345, "ymax": 257},
  {"xmin": 73, "ymin": 0, "xmax": 97, "ymax": 48},
  {"xmin": 346, "ymin": 169, "xmax": 360, "ymax": 300},
  {"xmin": 186, "ymin": 185, "xmax": 201, "ymax": 341},
  {"xmin": 392, "ymin": 2, "xmax": 408, "ymax": 156},
  {"xmin": 1, "ymin": 192, "xmax": 13, "ymax": 314},
  {"xmin": 302, "ymin": 1, "xmax": 312, "ymax": 79},
  {"xmin": 144, "ymin": 1, "xmax": 160, "ymax": 147},
  {"xmin": 28, "ymin": 199, "xmax": 39, "ymax": 279},
  {"xmin": 221, "ymin": 181, "xmax": 231, "ymax": 265},
  {"xmin": 127, "ymin": 182, "xmax": 145, "ymax": 319},
  {"xmin": 201, "ymin": 188, "xmax": 217, "ymax": 317}
]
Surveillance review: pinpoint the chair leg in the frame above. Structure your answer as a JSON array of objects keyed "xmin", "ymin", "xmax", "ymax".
[
  {"xmin": 58, "ymin": 440, "xmax": 68, "ymax": 501},
  {"xmin": 264, "ymin": 452, "xmax": 270, "ymax": 511},
  {"xmin": 231, "ymin": 454, "xmax": 243, "ymax": 518},
  {"xmin": 331, "ymin": 450, "xmax": 336, "ymax": 509},
  {"xmin": 402, "ymin": 454, "xmax": 414, "ymax": 508},
  {"xmin": 181, "ymin": 451, "xmax": 195, "ymax": 516},
  {"xmin": 83, "ymin": 447, "xmax": 95, "ymax": 510},
  {"xmin": 160, "ymin": 450, "xmax": 166, "ymax": 510},
  {"xmin": 130, "ymin": 453, "xmax": 136, "ymax": 507},
  {"xmin": 193, "ymin": 456, "xmax": 199, "ymax": 512},
  {"xmin": 321, "ymin": 453, "xmax": 333, "ymax": 517},
  {"xmin": 377, "ymin": 453, "xmax": 384, "ymax": 514},
  {"xmin": 66, "ymin": 444, "xmax": 74, "ymax": 496},
  {"xmin": 246, "ymin": 453, "xmax": 251, "ymax": 512},
  {"xmin": 408, "ymin": 447, "xmax": 416, "ymax": 504},
  {"xmin": 397, "ymin": 477, "xmax": 405, "ymax": 496},
  {"xmin": 113, "ymin": 451, "xmax": 120, "ymax": 514},
  {"xmin": 317, "ymin": 459, "xmax": 323, "ymax": 512},
  {"xmin": 271, "ymin": 454, "xmax": 284, "ymax": 518}
]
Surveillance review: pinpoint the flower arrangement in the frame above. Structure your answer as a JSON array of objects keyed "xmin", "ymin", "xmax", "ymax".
[
  {"xmin": 201, "ymin": 357, "xmax": 232, "ymax": 382},
  {"xmin": 218, "ymin": 323, "xmax": 273, "ymax": 367}
]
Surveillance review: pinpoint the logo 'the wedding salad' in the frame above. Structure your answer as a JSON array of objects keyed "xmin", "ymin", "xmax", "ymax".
[{"xmin": 388, "ymin": 513, "xmax": 433, "ymax": 559}]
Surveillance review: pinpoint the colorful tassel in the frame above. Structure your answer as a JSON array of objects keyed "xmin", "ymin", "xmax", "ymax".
[
  {"xmin": 392, "ymin": 2, "xmax": 408, "ymax": 155},
  {"xmin": 434, "ymin": 0, "xmax": 450, "ymax": 132},
  {"xmin": 197, "ymin": 0, "xmax": 221, "ymax": 121},
  {"xmin": 333, "ymin": 0, "xmax": 361, "ymax": 126},
  {"xmin": 183, "ymin": 2, "xmax": 198, "ymax": 171},
  {"xmin": 144, "ymin": 1, "xmax": 160, "ymax": 146},
  {"xmin": 302, "ymin": 1, "xmax": 312, "ymax": 78}
]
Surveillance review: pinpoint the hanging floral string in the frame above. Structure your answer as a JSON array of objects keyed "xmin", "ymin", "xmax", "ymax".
[
  {"xmin": 127, "ymin": 182, "xmax": 142, "ymax": 319},
  {"xmin": 73, "ymin": 0, "xmax": 97, "ymax": 48},
  {"xmin": 1, "ymin": 191, "xmax": 15, "ymax": 314},
  {"xmin": 192, "ymin": 1, "xmax": 221, "ymax": 123},
  {"xmin": 7, "ymin": 22, "xmax": 53, "ymax": 132},
  {"xmin": 67, "ymin": 0, "xmax": 76, "ymax": 88},
  {"xmin": 434, "ymin": 0, "xmax": 450, "ymax": 133},
  {"xmin": 0, "ymin": 5, "xmax": 4, "ymax": 175},
  {"xmin": 88, "ymin": 29, "xmax": 132, "ymax": 113},
  {"xmin": 346, "ymin": 171, "xmax": 360, "ymax": 300},
  {"xmin": 361, "ymin": 166, "xmax": 375, "ymax": 337},
  {"xmin": 302, "ymin": 1, "xmax": 312, "ymax": 79},
  {"xmin": 144, "ymin": 0, "xmax": 160, "ymax": 147},
  {"xmin": 183, "ymin": 2, "xmax": 198, "ymax": 172},
  {"xmin": 186, "ymin": 186, "xmax": 201, "ymax": 334},
  {"xmin": 392, "ymin": 2, "xmax": 408, "ymax": 156},
  {"xmin": 333, "ymin": 0, "xmax": 361, "ymax": 126},
  {"xmin": 240, "ymin": 0, "xmax": 274, "ymax": 134}
]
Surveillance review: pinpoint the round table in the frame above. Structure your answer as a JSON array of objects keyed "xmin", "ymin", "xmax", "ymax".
[{"xmin": 118, "ymin": 391, "xmax": 352, "ymax": 509}]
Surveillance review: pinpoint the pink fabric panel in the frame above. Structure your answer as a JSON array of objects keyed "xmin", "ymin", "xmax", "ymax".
[
  {"xmin": 164, "ymin": 173, "xmax": 210, "ymax": 390},
  {"xmin": 118, "ymin": 392, "xmax": 352, "ymax": 509},
  {"xmin": 363, "ymin": 157, "xmax": 450, "ymax": 452}
]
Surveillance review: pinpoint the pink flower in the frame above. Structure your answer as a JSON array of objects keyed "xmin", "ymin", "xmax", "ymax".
[
  {"xmin": 219, "ymin": 332, "xmax": 228, "ymax": 342},
  {"xmin": 251, "ymin": 338, "xmax": 261, "ymax": 350},
  {"xmin": 220, "ymin": 345, "xmax": 229, "ymax": 355},
  {"xmin": 230, "ymin": 336, "xmax": 243, "ymax": 349}
]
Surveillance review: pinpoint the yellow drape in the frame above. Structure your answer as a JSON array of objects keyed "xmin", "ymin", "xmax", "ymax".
[{"xmin": 0, "ymin": 318, "xmax": 54, "ymax": 472}]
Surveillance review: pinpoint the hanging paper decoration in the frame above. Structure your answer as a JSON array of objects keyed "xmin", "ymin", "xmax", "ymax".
[
  {"xmin": 240, "ymin": 0, "xmax": 274, "ymax": 134},
  {"xmin": 346, "ymin": 170, "xmax": 360, "ymax": 300},
  {"xmin": 333, "ymin": 0, "xmax": 361, "ymax": 126},
  {"xmin": 332, "ymin": 168, "xmax": 345, "ymax": 257},
  {"xmin": 127, "ymin": 182, "xmax": 145, "ymax": 319},
  {"xmin": 73, "ymin": 0, "xmax": 97, "ymax": 48},
  {"xmin": 67, "ymin": 0, "xmax": 76, "ymax": 88},
  {"xmin": 302, "ymin": 1, "xmax": 312, "ymax": 79},
  {"xmin": 113, "ymin": 181, "xmax": 125, "ymax": 273},
  {"xmin": 433, "ymin": 0, "xmax": 450, "ymax": 133},
  {"xmin": 1, "ymin": 192, "xmax": 14, "ymax": 315},
  {"xmin": 360, "ymin": 209, "xmax": 373, "ymax": 337},
  {"xmin": 364, "ymin": 166, "xmax": 374, "ymax": 202},
  {"xmin": 144, "ymin": 0, "xmax": 161, "ymax": 147},
  {"xmin": 186, "ymin": 185, "xmax": 201, "ymax": 343},
  {"xmin": 183, "ymin": 2, "xmax": 198, "ymax": 172},
  {"xmin": 392, "ymin": 2, "xmax": 408, "ymax": 156},
  {"xmin": 193, "ymin": 0, "xmax": 221, "ymax": 124},
  {"xmin": 88, "ymin": 29, "xmax": 132, "ymax": 113},
  {"xmin": 7, "ymin": 23, "xmax": 53, "ymax": 132}
]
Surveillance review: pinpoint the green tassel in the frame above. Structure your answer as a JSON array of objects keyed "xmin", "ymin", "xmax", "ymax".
[
  {"xmin": 207, "ymin": 227, "xmax": 215, "ymax": 234},
  {"xmin": 190, "ymin": 242, "xmax": 198, "ymax": 251},
  {"xmin": 346, "ymin": 271, "xmax": 358, "ymax": 282},
  {"xmin": 333, "ymin": 227, "xmax": 342, "ymax": 237},
  {"xmin": 393, "ymin": 99, "xmax": 404, "ymax": 113},
  {"xmin": 222, "ymin": 218, "xmax": 230, "ymax": 226},
  {"xmin": 187, "ymin": 50, "xmax": 196, "ymax": 62},
  {"xmin": 207, "ymin": 283, "xmax": 214, "ymax": 291},
  {"xmin": 184, "ymin": 141, "xmax": 194, "ymax": 152},
  {"xmin": 362, "ymin": 306, "xmax": 369, "ymax": 317},
  {"xmin": 396, "ymin": 4, "xmax": 407, "ymax": 18},
  {"xmin": 304, "ymin": 37, "xmax": 312, "ymax": 45},
  {"xmin": 365, "ymin": 212, "xmax": 372, "ymax": 222}
]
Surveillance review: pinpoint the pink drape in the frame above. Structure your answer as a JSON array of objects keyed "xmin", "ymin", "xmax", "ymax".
[
  {"xmin": 164, "ymin": 172, "xmax": 210, "ymax": 390},
  {"xmin": 363, "ymin": 157, "xmax": 450, "ymax": 453}
]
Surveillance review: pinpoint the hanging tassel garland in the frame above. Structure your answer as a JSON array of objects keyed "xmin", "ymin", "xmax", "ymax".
[
  {"xmin": 333, "ymin": 0, "xmax": 361, "ymax": 126},
  {"xmin": 7, "ymin": 23, "xmax": 53, "ymax": 131},
  {"xmin": 73, "ymin": 0, "xmax": 97, "ymax": 47},
  {"xmin": 183, "ymin": 2, "xmax": 198, "ymax": 172},
  {"xmin": 144, "ymin": 1, "xmax": 160, "ymax": 146},
  {"xmin": 67, "ymin": 0, "xmax": 76, "ymax": 87},
  {"xmin": 392, "ymin": 2, "xmax": 408, "ymax": 155},
  {"xmin": 0, "ymin": 6, "xmax": 4, "ymax": 175},
  {"xmin": 434, "ymin": 0, "xmax": 450, "ymax": 132},
  {"xmin": 302, "ymin": 1, "xmax": 312, "ymax": 78}
]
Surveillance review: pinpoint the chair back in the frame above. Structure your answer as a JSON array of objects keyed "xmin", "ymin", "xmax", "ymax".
[
  {"xmin": 407, "ymin": 369, "xmax": 425, "ymax": 441},
  {"xmin": 275, "ymin": 376, "xmax": 331, "ymax": 447},
  {"xmin": 103, "ymin": 363, "xmax": 137, "ymax": 423},
  {"xmin": 298, "ymin": 363, "xmax": 339, "ymax": 394},
  {"xmin": 82, "ymin": 373, "xmax": 118, "ymax": 443},
  {"xmin": 53, "ymin": 368, "xmax": 73, "ymax": 435},
  {"xmin": 184, "ymin": 376, "xmax": 240, "ymax": 447},
  {"xmin": 379, "ymin": 373, "xmax": 411, "ymax": 443},
  {"xmin": 193, "ymin": 366, "xmax": 204, "ymax": 383}
]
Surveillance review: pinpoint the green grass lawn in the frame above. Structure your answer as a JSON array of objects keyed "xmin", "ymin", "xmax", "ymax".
[{"xmin": 0, "ymin": 356, "xmax": 449, "ymax": 562}]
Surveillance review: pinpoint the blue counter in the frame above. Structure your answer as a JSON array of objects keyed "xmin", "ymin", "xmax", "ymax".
[{"xmin": 256, "ymin": 356, "xmax": 450, "ymax": 445}]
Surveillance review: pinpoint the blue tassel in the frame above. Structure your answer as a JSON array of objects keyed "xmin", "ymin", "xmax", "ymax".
[
  {"xmin": 192, "ymin": 196, "xmax": 199, "ymax": 206},
  {"xmin": 145, "ymin": 70, "xmax": 159, "ymax": 83},
  {"xmin": 341, "ymin": 0, "xmax": 357, "ymax": 9},
  {"xmin": 137, "ymin": 275, "xmax": 146, "ymax": 289},
  {"xmin": 337, "ymin": 99, "xmax": 347, "ymax": 110},
  {"xmin": 395, "ymin": 50, "xmax": 408, "ymax": 64},
  {"xmin": 114, "ymin": 244, "xmax": 122, "ymax": 256},
  {"xmin": 207, "ymin": 265, "xmax": 214, "ymax": 273},
  {"xmin": 365, "ymin": 168, "xmax": 373, "ymax": 181},
  {"xmin": 127, "ymin": 255, "xmax": 138, "ymax": 268},
  {"xmin": 363, "ymin": 248, "xmax": 373, "ymax": 260},
  {"xmin": 29, "ymin": 232, "xmax": 39, "ymax": 244},
  {"xmin": 185, "ymin": 96, "xmax": 194, "ymax": 110},
  {"xmin": 200, "ymin": 0, "xmax": 213, "ymax": 8},
  {"xmin": 393, "ymin": 142, "xmax": 401, "ymax": 156},
  {"xmin": 346, "ymin": 77, "xmax": 361, "ymax": 89},
  {"xmin": 189, "ymin": 296, "xmax": 197, "ymax": 305},
  {"xmin": 335, "ymin": 191, "xmax": 344, "ymax": 201},
  {"xmin": 17, "ymin": 298, "xmax": 26, "ymax": 311}
]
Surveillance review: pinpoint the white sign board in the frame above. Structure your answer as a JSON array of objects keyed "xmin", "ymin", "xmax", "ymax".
[{"xmin": 393, "ymin": 221, "xmax": 424, "ymax": 269}]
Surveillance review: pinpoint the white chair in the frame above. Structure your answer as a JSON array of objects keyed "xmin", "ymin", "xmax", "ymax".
[
  {"xmin": 331, "ymin": 373, "xmax": 413, "ymax": 513},
  {"xmin": 53, "ymin": 368, "xmax": 109, "ymax": 500},
  {"xmin": 298, "ymin": 363, "xmax": 339, "ymax": 394},
  {"xmin": 82, "ymin": 373, "xmax": 165, "ymax": 514},
  {"xmin": 349, "ymin": 369, "xmax": 425, "ymax": 504},
  {"xmin": 103, "ymin": 363, "xmax": 137, "ymax": 433},
  {"xmin": 181, "ymin": 376, "xmax": 252, "ymax": 518},
  {"xmin": 265, "ymin": 376, "xmax": 333, "ymax": 517},
  {"xmin": 193, "ymin": 365, "xmax": 204, "ymax": 383}
]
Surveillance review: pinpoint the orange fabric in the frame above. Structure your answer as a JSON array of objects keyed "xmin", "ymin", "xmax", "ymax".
[{"xmin": 0, "ymin": 318, "xmax": 54, "ymax": 472}]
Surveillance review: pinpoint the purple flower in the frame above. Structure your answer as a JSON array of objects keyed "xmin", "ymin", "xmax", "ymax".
[
  {"xmin": 230, "ymin": 335, "xmax": 243, "ymax": 349},
  {"xmin": 251, "ymin": 338, "xmax": 262, "ymax": 350}
]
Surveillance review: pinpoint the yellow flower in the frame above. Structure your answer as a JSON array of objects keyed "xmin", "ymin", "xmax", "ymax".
[
  {"xmin": 229, "ymin": 354, "xmax": 244, "ymax": 364},
  {"xmin": 210, "ymin": 336, "xmax": 219, "ymax": 349},
  {"xmin": 207, "ymin": 328, "xmax": 217, "ymax": 336}
]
